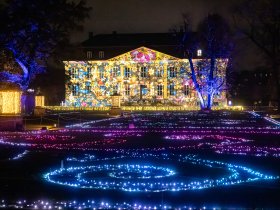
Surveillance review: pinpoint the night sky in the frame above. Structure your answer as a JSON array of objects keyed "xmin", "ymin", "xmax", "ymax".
[
  {"xmin": 73, "ymin": 0, "xmax": 262, "ymax": 71},
  {"xmin": 72, "ymin": 0, "xmax": 238, "ymax": 42}
]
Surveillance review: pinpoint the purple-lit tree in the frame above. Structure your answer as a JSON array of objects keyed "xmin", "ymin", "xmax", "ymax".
[
  {"xmin": 0, "ymin": 0, "xmax": 91, "ymax": 90},
  {"xmin": 180, "ymin": 14, "xmax": 233, "ymax": 109}
]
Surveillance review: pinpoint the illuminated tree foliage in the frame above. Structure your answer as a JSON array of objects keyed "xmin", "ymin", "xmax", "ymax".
[
  {"xmin": 180, "ymin": 14, "xmax": 233, "ymax": 109},
  {"xmin": 233, "ymin": 0, "xmax": 280, "ymax": 109},
  {"xmin": 0, "ymin": 0, "xmax": 91, "ymax": 90}
]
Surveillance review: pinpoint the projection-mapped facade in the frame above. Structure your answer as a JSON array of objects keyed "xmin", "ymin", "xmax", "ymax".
[{"xmin": 64, "ymin": 47, "xmax": 227, "ymax": 108}]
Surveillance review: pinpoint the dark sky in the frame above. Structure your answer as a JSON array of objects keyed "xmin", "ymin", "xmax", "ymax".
[
  {"xmin": 72, "ymin": 0, "xmax": 238, "ymax": 42},
  {"xmin": 71, "ymin": 0, "xmax": 263, "ymax": 71}
]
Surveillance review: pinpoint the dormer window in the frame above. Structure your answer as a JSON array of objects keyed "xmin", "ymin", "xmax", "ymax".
[
  {"xmin": 86, "ymin": 51, "xmax": 92, "ymax": 59},
  {"xmin": 99, "ymin": 51, "xmax": 104, "ymax": 59},
  {"xmin": 197, "ymin": 49, "xmax": 202, "ymax": 57}
]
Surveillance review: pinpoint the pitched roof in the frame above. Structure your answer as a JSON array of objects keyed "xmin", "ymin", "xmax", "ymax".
[{"xmin": 82, "ymin": 32, "xmax": 182, "ymax": 47}]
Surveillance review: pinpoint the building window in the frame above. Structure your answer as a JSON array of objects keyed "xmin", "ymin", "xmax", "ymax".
[
  {"xmin": 124, "ymin": 67, "xmax": 131, "ymax": 78},
  {"xmin": 99, "ymin": 51, "xmax": 104, "ymax": 59},
  {"xmin": 69, "ymin": 68, "xmax": 74, "ymax": 77},
  {"xmin": 74, "ymin": 68, "xmax": 79, "ymax": 78},
  {"xmin": 124, "ymin": 84, "xmax": 130, "ymax": 96},
  {"xmin": 86, "ymin": 85, "xmax": 91, "ymax": 93},
  {"xmin": 155, "ymin": 67, "xmax": 163, "ymax": 77},
  {"xmin": 197, "ymin": 49, "xmax": 202, "ymax": 56},
  {"xmin": 169, "ymin": 84, "xmax": 175, "ymax": 96},
  {"xmin": 112, "ymin": 66, "xmax": 119, "ymax": 77},
  {"xmin": 141, "ymin": 85, "xmax": 148, "ymax": 95},
  {"xmin": 141, "ymin": 67, "xmax": 148, "ymax": 78},
  {"xmin": 113, "ymin": 85, "xmax": 119, "ymax": 94},
  {"xmin": 100, "ymin": 86, "xmax": 106, "ymax": 96},
  {"xmin": 157, "ymin": 84, "xmax": 163, "ymax": 96},
  {"xmin": 99, "ymin": 69, "xmax": 104, "ymax": 79},
  {"xmin": 87, "ymin": 51, "xmax": 92, "ymax": 59},
  {"xmin": 183, "ymin": 85, "xmax": 190, "ymax": 96},
  {"xmin": 86, "ymin": 67, "xmax": 91, "ymax": 79},
  {"xmin": 72, "ymin": 84, "xmax": 79, "ymax": 96},
  {"xmin": 169, "ymin": 67, "xmax": 176, "ymax": 78}
]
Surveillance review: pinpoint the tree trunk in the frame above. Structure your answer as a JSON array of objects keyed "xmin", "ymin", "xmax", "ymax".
[
  {"xmin": 207, "ymin": 57, "xmax": 215, "ymax": 109},
  {"xmin": 188, "ymin": 57, "xmax": 205, "ymax": 109},
  {"xmin": 207, "ymin": 93, "xmax": 213, "ymax": 110},
  {"xmin": 15, "ymin": 58, "xmax": 29, "ymax": 90},
  {"xmin": 197, "ymin": 91, "xmax": 205, "ymax": 109}
]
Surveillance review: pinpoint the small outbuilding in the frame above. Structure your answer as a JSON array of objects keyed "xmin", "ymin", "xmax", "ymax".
[{"xmin": 0, "ymin": 90, "xmax": 21, "ymax": 114}]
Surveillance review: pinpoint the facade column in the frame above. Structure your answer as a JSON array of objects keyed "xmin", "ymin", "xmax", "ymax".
[
  {"xmin": 129, "ymin": 63, "xmax": 133, "ymax": 97},
  {"xmin": 93, "ymin": 65, "xmax": 97, "ymax": 80},
  {"xmin": 120, "ymin": 65, "xmax": 124, "ymax": 97},
  {"xmin": 163, "ymin": 63, "xmax": 168, "ymax": 99}
]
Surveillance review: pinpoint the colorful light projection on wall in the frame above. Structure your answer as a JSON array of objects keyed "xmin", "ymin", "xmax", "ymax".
[
  {"xmin": 0, "ymin": 91, "xmax": 21, "ymax": 114},
  {"xmin": 130, "ymin": 48, "xmax": 156, "ymax": 62},
  {"xmin": 64, "ymin": 47, "xmax": 228, "ymax": 108}
]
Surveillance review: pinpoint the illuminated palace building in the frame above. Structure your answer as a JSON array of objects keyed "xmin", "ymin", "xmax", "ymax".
[{"xmin": 64, "ymin": 33, "xmax": 228, "ymax": 108}]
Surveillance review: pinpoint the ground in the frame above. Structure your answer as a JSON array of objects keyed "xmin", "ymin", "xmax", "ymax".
[{"xmin": 0, "ymin": 111, "xmax": 280, "ymax": 209}]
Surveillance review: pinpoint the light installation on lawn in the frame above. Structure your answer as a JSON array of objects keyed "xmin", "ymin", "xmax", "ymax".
[
  {"xmin": 248, "ymin": 111, "xmax": 280, "ymax": 126},
  {"xmin": 0, "ymin": 90, "xmax": 21, "ymax": 114},
  {"xmin": 0, "ymin": 111, "xmax": 279, "ymax": 208},
  {"xmin": 1, "ymin": 111, "xmax": 280, "ymax": 157},
  {"xmin": 9, "ymin": 150, "xmax": 29, "ymax": 160},
  {"xmin": 0, "ymin": 198, "xmax": 219, "ymax": 209},
  {"xmin": 0, "ymin": 111, "xmax": 279, "ymax": 161},
  {"xmin": 43, "ymin": 153, "xmax": 278, "ymax": 192}
]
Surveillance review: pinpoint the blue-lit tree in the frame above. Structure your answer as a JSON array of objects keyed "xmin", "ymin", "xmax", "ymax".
[
  {"xmin": 0, "ymin": 0, "xmax": 91, "ymax": 90},
  {"xmin": 180, "ymin": 14, "xmax": 233, "ymax": 109}
]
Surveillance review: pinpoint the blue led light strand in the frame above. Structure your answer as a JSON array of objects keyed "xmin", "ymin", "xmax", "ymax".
[{"xmin": 43, "ymin": 153, "xmax": 278, "ymax": 192}]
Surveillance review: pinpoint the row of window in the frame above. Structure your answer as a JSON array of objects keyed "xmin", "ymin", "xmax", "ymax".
[
  {"xmin": 69, "ymin": 67, "xmax": 117, "ymax": 79},
  {"xmin": 123, "ymin": 66, "xmax": 178, "ymax": 78},
  {"xmin": 121, "ymin": 84, "xmax": 190, "ymax": 96},
  {"xmin": 69, "ymin": 66, "xmax": 179, "ymax": 79},
  {"xmin": 86, "ymin": 49, "xmax": 202, "ymax": 60},
  {"xmin": 87, "ymin": 51, "xmax": 104, "ymax": 59},
  {"xmin": 71, "ymin": 84, "xmax": 190, "ymax": 97}
]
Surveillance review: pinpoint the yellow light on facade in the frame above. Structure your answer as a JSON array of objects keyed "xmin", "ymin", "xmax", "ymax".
[
  {"xmin": 0, "ymin": 91, "xmax": 21, "ymax": 114},
  {"xmin": 35, "ymin": 96, "xmax": 45, "ymax": 107},
  {"xmin": 64, "ymin": 47, "xmax": 227, "ymax": 108}
]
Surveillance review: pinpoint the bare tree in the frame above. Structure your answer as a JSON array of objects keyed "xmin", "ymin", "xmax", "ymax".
[{"xmin": 233, "ymin": 0, "xmax": 280, "ymax": 109}]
